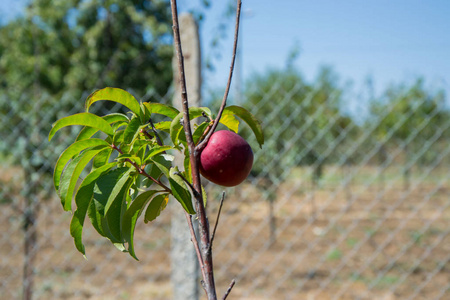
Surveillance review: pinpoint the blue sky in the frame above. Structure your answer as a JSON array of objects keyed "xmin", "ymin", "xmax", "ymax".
[
  {"xmin": 183, "ymin": 0, "xmax": 450, "ymax": 101},
  {"xmin": 2, "ymin": 0, "xmax": 449, "ymax": 105}
]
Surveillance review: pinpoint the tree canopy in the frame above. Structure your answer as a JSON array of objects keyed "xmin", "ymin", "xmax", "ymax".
[{"xmin": 0, "ymin": 0, "xmax": 174, "ymax": 98}]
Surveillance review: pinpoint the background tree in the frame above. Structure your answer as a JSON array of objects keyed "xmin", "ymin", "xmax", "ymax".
[
  {"xmin": 368, "ymin": 78, "xmax": 448, "ymax": 191},
  {"xmin": 0, "ymin": 1, "xmax": 173, "ymax": 299},
  {"xmin": 242, "ymin": 64, "xmax": 351, "ymax": 241}
]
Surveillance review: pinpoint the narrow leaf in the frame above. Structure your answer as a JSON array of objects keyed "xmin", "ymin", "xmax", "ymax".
[
  {"xmin": 144, "ymin": 194, "xmax": 169, "ymax": 223},
  {"xmin": 59, "ymin": 146, "xmax": 108, "ymax": 211},
  {"xmin": 170, "ymin": 107, "xmax": 212, "ymax": 145},
  {"xmin": 143, "ymin": 102, "xmax": 180, "ymax": 119},
  {"xmin": 143, "ymin": 145, "xmax": 173, "ymax": 162},
  {"xmin": 169, "ymin": 167, "xmax": 195, "ymax": 214},
  {"xmin": 92, "ymin": 147, "xmax": 113, "ymax": 169},
  {"xmin": 224, "ymin": 105, "xmax": 264, "ymax": 147},
  {"xmin": 70, "ymin": 163, "xmax": 116, "ymax": 255},
  {"xmin": 49, "ymin": 113, "xmax": 114, "ymax": 141},
  {"xmin": 104, "ymin": 169, "xmax": 133, "ymax": 215},
  {"xmin": 122, "ymin": 190, "xmax": 160, "ymax": 260},
  {"xmin": 219, "ymin": 110, "xmax": 239, "ymax": 133},
  {"xmin": 54, "ymin": 139, "xmax": 110, "ymax": 191},
  {"xmin": 88, "ymin": 167, "xmax": 130, "ymax": 243},
  {"xmin": 105, "ymin": 178, "xmax": 133, "ymax": 243},
  {"xmin": 77, "ymin": 113, "xmax": 129, "ymax": 141},
  {"xmin": 123, "ymin": 116, "xmax": 142, "ymax": 144},
  {"xmin": 85, "ymin": 87, "xmax": 141, "ymax": 116},
  {"xmin": 192, "ymin": 121, "xmax": 210, "ymax": 144}
]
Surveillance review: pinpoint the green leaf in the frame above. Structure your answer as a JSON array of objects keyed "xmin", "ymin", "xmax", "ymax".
[
  {"xmin": 122, "ymin": 190, "xmax": 160, "ymax": 260},
  {"xmin": 92, "ymin": 147, "xmax": 113, "ymax": 169},
  {"xmin": 85, "ymin": 87, "xmax": 141, "ymax": 117},
  {"xmin": 144, "ymin": 193, "xmax": 169, "ymax": 223},
  {"xmin": 143, "ymin": 102, "xmax": 180, "ymax": 119},
  {"xmin": 49, "ymin": 113, "xmax": 114, "ymax": 141},
  {"xmin": 154, "ymin": 121, "xmax": 172, "ymax": 132},
  {"xmin": 116, "ymin": 153, "xmax": 141, "ymax": 165},
  {"xmin": 224, "ymin": 105, "xmax": 264, "ymax": 147},
  {"xmin": 148, "ymin": 154, "xmax": 171, "ymax": 179},
  {"xmin": 143, "ymin": 145, "xmax": 173, "ymax": 163},
  {"xmin": 219, "ymin": 110, "xmax": 240, "ymax": 133},
  {"xmin": 76, "ymin": 113, "xmax": 129, "ymax": 141},
  {"xmin": 70, "ymin": 163, "xmax": 117, "ymax": 255},
  {"xmin": 59, "ymin": 146, "xmax": 109, "ymax": 211},
  {"xmin": 170, "ymin": 107, "xmax": 212, "ymax": 145},
  {"xmin": 169, "ymin": 167, "xmax": 195, "ymax": 214},
  {"xmin": 104, "ymin": 168, "xmax": 133, "ymax": 215},
  {"xmin": 105, "ymin": 177, "xmax": 133, "ymax": 243},
  {"xmin": 54, "ymin": 139, "xmax": 110, "ymax": 191},
  {"xmin": 123, "ymin": 116, "xmax": 142, "ymax": 144},
  {"xmin": 183, "ymin": 150, "xmax": 192, "ymax": 184},
  {"xmin": 88, "ymin": 167, "xmax": 130, "ymax": 243},
  {"xmin": 113, "ymin": 129, "xmax": 125, "ymax": 145},
  {"xmin": 192, "ymin": 121, "xmax": 210, "ymax": 144},
  {"xmin": 201, "ymin": 184, "xmax": 207, "ymax": 207}
]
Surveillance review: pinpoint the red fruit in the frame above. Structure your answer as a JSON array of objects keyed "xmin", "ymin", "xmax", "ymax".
[{"xmin": 199, "ymin": 130, "xmax": 254, "ymax": 187}]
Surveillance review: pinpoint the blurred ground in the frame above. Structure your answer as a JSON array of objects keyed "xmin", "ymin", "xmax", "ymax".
[{"xmin": 0, "ymin": 165, "xmax": 448, "ymax": 299}]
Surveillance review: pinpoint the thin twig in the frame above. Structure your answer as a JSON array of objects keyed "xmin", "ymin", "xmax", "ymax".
[
  {"xmin": 111, "ymin": 144, "xmax": 171, "ymax": 193},
  {"xmin": 222, "ymin": 279, "xmax": 236, "ymax": 300},
  {"xmin": 175, "ymin": 172, "xmax": 200, "ymax": 198},
  {"xmin": 209, "ymin": 192, "xmax": 226, "ymax": 253},
  {"xmin": 184, "ymin": 211, "xmax": 206, "ymax": 279},
  {"xmin": 196, "ymin": 0, "xmax": 242, "ymax": 153},
  {"xmin": 148, "ymin": 118, "xmax": 164, "ymax": 146}
]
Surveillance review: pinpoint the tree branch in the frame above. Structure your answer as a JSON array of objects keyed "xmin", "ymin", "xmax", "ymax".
[
  {"xmin": 170, "ymin": 1, "xmax": 242, "ymax": 299},
  {"xmin": 222, "ymin": 279, "xmax": 236, "ymax": 300},
  {"xmin": 170, "ymin": 1, "xmax": 217, "ymax": 299},
  {"xmin": 196, "ymin": 0, "xmax": 242, "ymax": 153},
  {"xmin": 209, "ymin": 192, "xmax": 225, "ymax": 253}
]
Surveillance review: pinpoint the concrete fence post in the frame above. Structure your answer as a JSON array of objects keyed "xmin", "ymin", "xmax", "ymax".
[{"xmin": 170, "ymin": 13, "xmax": 201, "ymax": 300}]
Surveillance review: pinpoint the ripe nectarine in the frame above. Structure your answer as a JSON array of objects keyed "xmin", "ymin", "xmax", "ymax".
[{"xmin": 199, "ymin": 130, "xmax": 253, "ymax": 187}]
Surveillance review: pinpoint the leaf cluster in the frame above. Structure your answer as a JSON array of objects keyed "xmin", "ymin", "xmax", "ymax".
[{"xmin": 49, "ymin": 87, "xmax": 262, "ymax": 259}]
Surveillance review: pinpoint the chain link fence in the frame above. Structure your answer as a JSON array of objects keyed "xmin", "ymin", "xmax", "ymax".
[{"xmin": 1, "ymin": 74, "xmax": 449, "ymax": 300}]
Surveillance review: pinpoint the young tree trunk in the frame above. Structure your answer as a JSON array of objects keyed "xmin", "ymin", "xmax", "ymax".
[{"xmin": 170, "ymin": 13, "xmax": 201, "ymax": 300}]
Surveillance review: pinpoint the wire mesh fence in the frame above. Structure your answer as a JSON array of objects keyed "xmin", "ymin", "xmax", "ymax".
[{"xmin": 0, "ymin": 74, "xmax": 449, "ymax": 300}]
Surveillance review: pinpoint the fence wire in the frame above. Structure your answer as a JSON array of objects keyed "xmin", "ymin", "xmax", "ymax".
[{"xmin": 0, "ymin": 76, "xmax": 449, "ymax": 300}]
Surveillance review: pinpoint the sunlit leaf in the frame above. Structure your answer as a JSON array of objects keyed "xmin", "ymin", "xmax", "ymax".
[
  {"xmin": 143, "ymin": 145, "xmax": 173, "ymax": 163},
  {"xmin": 169, "ymin": 167, "xmax": 195, "ymax": 214},
  {"xmin": 49, "ymin": 113, "xmax": 114, "ymax": 141},
  {"xmin": 144, "ymin": 193, "xmax": 169, "ymax": 223},
  {"xmin": 70, "ymin": 163, "xmax": 117, "ymax": 256},
  {"xmin": 76, "ymin": 113, "xmax": 129, "ymax": 141},
  {"xmin": 170, "ymin": 107, "xmax": 212, "ymax": 145},
  {"xmin": 92, "ymin": 147, "xmax": 113, "ymax": 169},
  {"xmin": 123, "ymin": 116, "xmax": 142, "ymax": 144},
  {"xmin": 85, "ymin": 87, "xmax": 141, "ymax": 116},
  {"xmin": 143, "ymin": 102, "xmax": 180, "ymax": 119},
  {"xmin": 54, "ymin": 139, "xmax": 110, "ymax": 191},
  {"xmin": 219, "ymin": 110, "xmax": 239, "ymax": 133},
  {"xmin": 59, "ymin": 146, "xmax": 110, "ymax": 211},
  {"xmin": 224, "ymin": 105, "xmax": 264, "ymax": 147}
]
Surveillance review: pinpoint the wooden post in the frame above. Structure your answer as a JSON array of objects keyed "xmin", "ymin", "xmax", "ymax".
[{"xmin": 170, "ymin": 13, "xmax": 201, "ymax": 300}]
